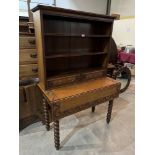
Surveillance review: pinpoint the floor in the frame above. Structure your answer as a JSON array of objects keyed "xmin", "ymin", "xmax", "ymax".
[{"xmin": 19, "ymin": 77, "xmax": 135, "ymax": 155}]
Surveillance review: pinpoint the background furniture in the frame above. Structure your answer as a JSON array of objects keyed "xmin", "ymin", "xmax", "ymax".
[
  {"xmin": 19, "ymin": 16, "xmax": 42, "ymax": 130},
  {"xmin": 118, "ymin": 51, "xmax": 135, "ymax": 64},
  {"xmin": 107, "ymin": 38, "xmax": 131, "ymax": 93},
  {"xmin": 32, "ymin": 5, "xmax": 121, "ymax": 150},
  {"xmin": 19, "ymin": 16, "xmax": 37, "ymax": 80}
]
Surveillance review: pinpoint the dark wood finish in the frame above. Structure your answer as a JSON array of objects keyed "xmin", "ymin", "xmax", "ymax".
[
  {"xmin": 32, "ymin": 5, "xmax": 114, "ymax": 20},
  {"xmin": 32, "ymin": 5, "xmax": 114, "ymax": 90},
  {"xmin": 32, "ymin": 5, "xmax": 120, "ymax": 150},
  {"xmin": 43, "ymin": 98, "xmax": 50, "ymax": 131},
  {"xmin": 106, "ymin": 100, "xmax": 113, "ymax": 124},
  {"xmin": 54, "ymin": 120, "xmax": 60, "ymax": 150}
]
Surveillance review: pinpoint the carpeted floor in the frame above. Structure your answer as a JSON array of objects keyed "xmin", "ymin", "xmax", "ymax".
[{"xmin": 19, "ymin": 77, "xmax": 135, "ymax": 155}]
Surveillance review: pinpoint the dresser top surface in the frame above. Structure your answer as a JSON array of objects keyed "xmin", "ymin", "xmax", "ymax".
[
  {"xmin": 38, "ymin": 77, "xmax": 120, "ymax": 103},
  {"xmin": 31, "ymin": 5, "xmax": 114, "ymax": 20}
]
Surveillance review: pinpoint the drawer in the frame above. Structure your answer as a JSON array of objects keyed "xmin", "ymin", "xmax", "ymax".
[
  {"xmin": 19, "ymin": 64, "xmax": 38, "ymax": 78},
  {"xmin": 20, "ymin": 49, "xmax": 37, "ymax": 64},
  {"xmin": 46, "ymin": 70, "xmax": 106, "ymax": 89},
  {"xmin": 19, "ymin": 36, "xmax": 36, "ymax": 49},
  {"xmin": 47, "ymin": 75, "xmax": 77, "ymax": 88},
  {"xmin": 82, "ymin": 69, "xmax": 106, "ymax": 80}
]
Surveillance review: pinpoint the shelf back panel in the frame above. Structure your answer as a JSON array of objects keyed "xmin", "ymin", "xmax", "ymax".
[
  {"xmin": 44, "ymin": 36, "xmax": 110, "ymax": 56},
  {"xmin": 43, "ymin": 15, "xmax": 112, "ymax": 35},
  {"xmin": 46, "ymin": 55, "xmax": 107, "ymax": 78}
]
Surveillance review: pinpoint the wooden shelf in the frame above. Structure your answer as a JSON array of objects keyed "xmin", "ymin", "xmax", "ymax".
[
  {"xmin": 44, "ymin": 33, "xmax": 110, "ymax": 38},
  {"xmin": 45, "ymin": 52, "xmax": 107, "ymax": 59}
]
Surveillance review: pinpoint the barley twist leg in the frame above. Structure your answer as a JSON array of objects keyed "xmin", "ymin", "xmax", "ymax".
[
  {"xmin": 54, "ymin": 120, "xmax": 60, "ymax": 150},
  {"xmin": 106, "ymin": 100, "xmax": 113, "ymax": 124},
  {"xmin": 92, "ymin": 106, "xmax": 95, "ymax": 112},
  {"xmin": 43, "ymin": 98, "xmax": 50, "ymax": 131}
]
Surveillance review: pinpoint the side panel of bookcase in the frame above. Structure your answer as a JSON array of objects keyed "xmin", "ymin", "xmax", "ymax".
[{"xmin": 33, "ymin": 10, "xmax": 47, "ymax": 89}]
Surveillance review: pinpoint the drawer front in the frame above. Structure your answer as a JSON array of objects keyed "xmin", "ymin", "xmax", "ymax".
[
  {"xmin": 19, "ymin": 36, "xmax": 36, "ymax": 49},
  {"xmin": 82, "ymin": 70, "xmax": 106, "ymax": 80},
  {"xmin": 47, "ymin": 75, "xmax": 78, "ymax": 88},
  {"xmin": 53, "ymin": 83, "xmax": 120, "ymax": 120},
  {"xmin": 47, "ymin": 70, "xmax": 106, "ymax": 89},
  {"xmin": 19, "ymin": 64, "xmax": 38, "ymax": 78},
  {"xmin": 20, "ymin": 49, "xmax": 37, "ymax": 64}
]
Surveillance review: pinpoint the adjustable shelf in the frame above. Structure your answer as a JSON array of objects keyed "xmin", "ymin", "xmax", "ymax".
[
  {"xmin": 45, "ymin": 52, "xmax": 108, "ymax": 59},
  {"xmin": 44, "ymin": 33, "xmax": 111, "ymax": 38}
]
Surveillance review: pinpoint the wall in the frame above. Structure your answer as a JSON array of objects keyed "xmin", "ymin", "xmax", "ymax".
[
  {"xmin": 56, "ymin": 0, "xmax": 107, "ymax": 14},
  {"xmin": 56, "ymin": 0, "xmax": 135, "ymax": 17},
  {"xmin": 56, "ymin": 0, "xmax": 135, "ymax": 46},
  {"xmin": 20, "ymin": 0, "xmax": 134, "ymax": 46},
  {"xmin": 20, "ymin": 0, "xmax": 135, "ymax": 18},
  {"xmin": 110, "ymin": 0, "xmax": 135, "ymax": 46},
  {"xmin": 111, "ymin": 0, "xmax": 135, "ymax": 17},
  {"xmin": 112, "ymin": 18, "xmax": 135, "ymax": 46},
  {"xmin": 19, "ymin": 0, "xmax": 54, "ymax": 16}
]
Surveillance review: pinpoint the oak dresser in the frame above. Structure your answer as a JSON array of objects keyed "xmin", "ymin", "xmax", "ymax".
[{"xmin": 32, "ymin": 5, "xmax": 121, "ymax": 150}]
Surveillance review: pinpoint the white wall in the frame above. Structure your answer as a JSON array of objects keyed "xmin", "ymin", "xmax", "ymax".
[
  {"xmin": 56, "ymin": 1, "xmax": 135, "ymax": 46},
  {"xmin": 112, "ymin": 18, "xmax": 135, "ymax": 46},
  {"xmin": 111, "ymin": 0, "xmax": 135, "ymax": 17},
  {"xmin": 20, "ymin": 0, "xmax": 135, "ymax": 18},
  {"xmin": 56, "ymin": 0, "xmax": 135, "ymax": 17},
  {"xmin": 56, "ymin": 0, "xmax": 107, "ymax": 14}
]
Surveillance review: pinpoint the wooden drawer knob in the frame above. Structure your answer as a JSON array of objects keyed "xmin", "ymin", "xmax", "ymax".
[
  {"xmin": 32, "ymin": 67, "xmax": 38, "ymax": 73},
  {"xmin": 30, "ymin": 53, "xmax": 37, "ymax": 58},
  {"xmin": 28, "ymin": 39, "xmax": 35, "ymax": 44}
]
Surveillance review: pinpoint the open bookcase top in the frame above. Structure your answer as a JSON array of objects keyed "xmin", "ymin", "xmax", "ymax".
[
  {"xmin": 32, "ymin": 5, "xmax": 114, "ymax": 90},
  {"xmin": 32, "ymin": 5, "xmax": 115, "ymax": 20}
]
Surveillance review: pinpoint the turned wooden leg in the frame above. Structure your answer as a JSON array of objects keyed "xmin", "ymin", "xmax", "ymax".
[
  {"xmin": 106, "ymin": 100, "xmax": 113, "ymax": 124},
  {"xmin": 43, "ymin": 98, "xmax": 50, "ymax": 131},
  {"xmin": 54, "ymin": 120, "xmax": 60, "ymax": 150},
  {"xmin": 92, "ymin": 106, "xmax": 95, "ymax": 112}
]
